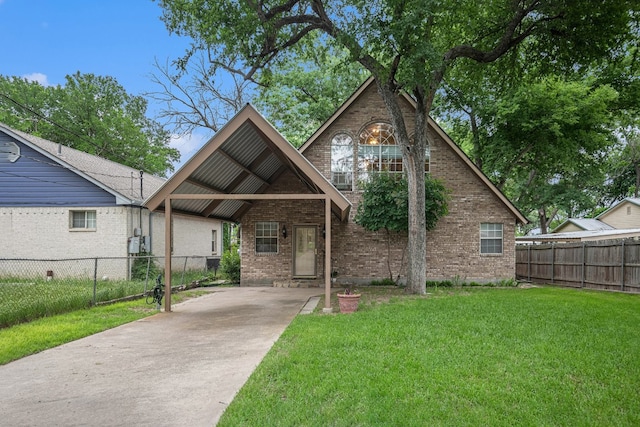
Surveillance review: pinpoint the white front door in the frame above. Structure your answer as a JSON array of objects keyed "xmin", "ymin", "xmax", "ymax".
[{"xmin": 294, "ymin": 226, "xmax": 317, "ymax": 277}]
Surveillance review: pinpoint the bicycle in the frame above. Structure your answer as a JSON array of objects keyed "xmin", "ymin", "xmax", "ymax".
[{"xmin": 146, "ymin": 274, "xmax": 164, "ymax": 307}]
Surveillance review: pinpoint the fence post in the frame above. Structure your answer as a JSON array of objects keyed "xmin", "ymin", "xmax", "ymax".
[
  {"xmin": 527, "ymin": 245, "xmax": 531, "ymax": 282},
  {"xmin": 181, "ymin": 256, "xmax": 188, "ymax": 286},
  {"xmin": 144, "ymin": 256, "xmax": 152, "ymax": 293},
  {"xmin": 551, "ymin": 244, "xmax": 555, "ymax": 284},
  {"xmin": 581, "ymin": 243, "xmax": 586, "ymax": 288},
  {"xmin": 93, "ymin": 258, "xmax": 98, "ymax": 305},
  {"xmin": 621, "ymin": 239, "xmax": 626, "ymax": 292}
]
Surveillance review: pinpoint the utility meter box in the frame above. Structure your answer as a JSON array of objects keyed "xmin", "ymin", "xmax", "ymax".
[
  {"xmin": 128, "ymin": 236, "xmax": 141, "ymax": 254},
  {"xmin": 141, "ymin": 235, "xmax": 151, "ymax": 252}
]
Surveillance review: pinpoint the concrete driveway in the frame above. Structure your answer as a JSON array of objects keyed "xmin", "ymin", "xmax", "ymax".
[{"xmin": 0, "ymin": 287, "xmax": 322, "ymax": 427}]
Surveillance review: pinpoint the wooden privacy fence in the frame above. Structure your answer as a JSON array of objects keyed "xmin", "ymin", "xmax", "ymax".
[{"xmin": 516, "ymin": 239, "xmax": 640, "ymax": 293}]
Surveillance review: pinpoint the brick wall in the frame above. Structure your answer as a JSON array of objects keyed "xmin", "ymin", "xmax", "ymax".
[
  {"xmin": 240, "ymin": 83, "xmax": 518, "ymax": 285},
  {"xmin": 0, "ymin": 206, "xmax": 130, "ymax": 259}
]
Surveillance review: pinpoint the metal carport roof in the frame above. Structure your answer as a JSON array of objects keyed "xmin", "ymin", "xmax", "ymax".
[{"xmin": 145, "ymin": 104, "xmax": 351, "ymax": 223}]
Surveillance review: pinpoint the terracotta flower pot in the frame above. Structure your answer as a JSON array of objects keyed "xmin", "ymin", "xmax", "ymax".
[{"xmin": 337, "ymin": 293, "xmax": 361, "ymax": 313}]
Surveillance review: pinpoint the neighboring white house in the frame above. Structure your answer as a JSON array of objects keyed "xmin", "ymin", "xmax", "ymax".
[{"xmin": 0, "ymin": 123, "xmax": 222, "ymax": 278}]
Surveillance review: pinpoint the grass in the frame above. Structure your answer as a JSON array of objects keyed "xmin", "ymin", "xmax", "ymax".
[
  {"xmin": 0, "ymin": 289, "xmax": 210, "ymax": 365},
  {"xmin": 218, "ymin": 286, "xmax": 640, "ymax": 426},
  {"xmin": 0, "ymin": 270, "xmax": 219, "ymax": 328}
]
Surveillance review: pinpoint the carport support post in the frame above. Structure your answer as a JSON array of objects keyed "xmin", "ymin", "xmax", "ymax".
[
  {"xmin": 324, "ymin": 196, "xmax": 332, "ymax": 312},
  {"xmin": 164, "ymin": 196, "xmax": 172, "ymax": 312}
]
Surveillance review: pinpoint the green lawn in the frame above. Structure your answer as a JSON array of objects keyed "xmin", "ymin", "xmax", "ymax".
[
  {"xmin": 218, "ymin": 286, "xmax": 640, "ymax": 426},
  {"xmin": 0, "ymin": 289, "xmax": 209, "ymax": 365}
]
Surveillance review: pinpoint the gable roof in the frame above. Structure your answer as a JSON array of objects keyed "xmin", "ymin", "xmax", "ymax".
[
  {"xmin": 552, "ymin": 218, "xmax": 614, "ymax": 233},
  {"xmin": 144, "ymin": 104, "xmax": 351, "ymax": 222},
  {"xmin": 596, "ymin": 197, "xmax": 640, "ymax": 220},
  {"xmin": 0, "ymin": 123, "xmax": 165, "ymax": 205},
  {"xmin": 300, "ymin": 77, "xmax": 528, "ymax": 225}
]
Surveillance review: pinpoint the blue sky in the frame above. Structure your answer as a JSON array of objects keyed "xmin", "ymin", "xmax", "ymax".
[{"xmin": 0, "ymin": 0, "xmax": 210, "ymax": 167}]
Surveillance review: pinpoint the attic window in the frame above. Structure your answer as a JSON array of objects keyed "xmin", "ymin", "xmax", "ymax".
[
  {"xmin": 358, "ymin": 122, "xmax": 401, "ymax": 181},
  {"xmin": 0, "ymin": 139, "xmax": 20, "ymax": 163},
  {"xmin": 357, "ymin": 123, "xmax": 430, "ymax": 183},
  {"xmin": 627, "ymin": 206, "xmax": 631, "ymax": 215}
]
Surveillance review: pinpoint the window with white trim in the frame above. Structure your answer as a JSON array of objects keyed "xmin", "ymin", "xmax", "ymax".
[
  {"xmin": 255, "ymin": 222, "xmax": 279, "ymax": 254},
  {"xmin": 358, "ymin": 122, "xmax": 401, "ymax": 182},
  {"xmin": 211, "ymin": 230, "xmax": 218, "ymax": 254},
  {"xmin": 331, "ymin": 133, "xmax": 353, "ymax": 190},
  {"xmin": 70, "ymin": 210, "xmax": 96, "ymax": 230},
  {"xmin": 480, "ymin": 223, "xmax": 503, "ymax": 254},
  {"xmin": 357, "ymin": 123, "xmax": 430, "ymax": 184}
]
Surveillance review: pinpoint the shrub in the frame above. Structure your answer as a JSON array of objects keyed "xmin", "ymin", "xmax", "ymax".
[
  {"xmin": 220, "ymin": 247, "xmax": 241, "ymax": 283},
  {"xmin": 370, "ymin": 278, "xmax": 397, "ymax": 286},
  {"xmin": 131, "ymin": 252, "xmax": 160, "ymax": 281}
]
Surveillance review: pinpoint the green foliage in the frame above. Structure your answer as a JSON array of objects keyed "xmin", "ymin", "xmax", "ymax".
[
  {"xmin": 220, "ymin": 246, "xmax": 241, "ymax": 283},
  {"xmin": 479, "ymin": 77, "xmax": 619, "ymax": 231},
  {"xmin": 254, "ymin": 35, "xmax": 367, "ymax": 147},
  {"xmin": 355, "ymin": 173, "xmax": 449, "ymax": 232},
  {"xmin": 130, "ymin": 253, "xmax": 161, "ymax": 282},
  {"xmin": 0, "ymin": 72, "xmax": 179, "ymax": 176}
]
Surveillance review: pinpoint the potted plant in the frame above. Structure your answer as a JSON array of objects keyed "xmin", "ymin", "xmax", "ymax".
[
  {"xmin": 337, "ymin": 285, "xmax": 361, "ymax": 313},
  {"xmin": 331, "ymin": 269, "xmax": 338, "ymax": 284}
]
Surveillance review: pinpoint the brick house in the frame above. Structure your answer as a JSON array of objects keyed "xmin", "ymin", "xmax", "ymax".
[
  {"xmin": 145, "ymin": 78, "xmax": 527, "ymax": 307},
  {"xmin": 0, "ymin": 124, "xmax": 222, "ymax": 279}
]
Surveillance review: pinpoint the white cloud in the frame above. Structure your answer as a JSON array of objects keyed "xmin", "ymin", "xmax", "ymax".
[
  {"xmin": 22, "ymin": 73, "xmax": 50, "ymax": 86},
  {"xmin": 169, "ymin": 131, "xmax": 211, "ymax": 170}
]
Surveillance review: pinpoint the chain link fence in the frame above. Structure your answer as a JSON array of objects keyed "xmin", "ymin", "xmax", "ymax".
[{"xmin": 0, "ymin": 255, "xmax": 222, "ymax": 328}]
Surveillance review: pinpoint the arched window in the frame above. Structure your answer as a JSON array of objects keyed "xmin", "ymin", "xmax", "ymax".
[
  {"xmin": 357, "ymin": 122, "xmax": 401, "ymax": 181},
  {"xmin": 331, "ymin": 133, "xmax": 353, "ymax": 190}
]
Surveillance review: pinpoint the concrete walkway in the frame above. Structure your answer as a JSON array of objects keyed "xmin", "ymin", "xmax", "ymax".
[{"xmin": 0, "ymin": 287, "xmax": 322, "ymax": 427}]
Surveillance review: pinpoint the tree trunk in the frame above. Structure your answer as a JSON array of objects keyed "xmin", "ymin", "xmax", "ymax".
[
  {"xmin": 376, "ymin": 80, "xmax": 427, "ymax": 294},
  {"xmin": 538, "ymin": 208, "xmax": 548, "ymax": 235},
  {"xmin": 469, "ymin": 110, "xmax": 482, "ymax": 169},
  {"xmin": 635, "ymin": 163, "xmax": 640, "ymax": 198}
]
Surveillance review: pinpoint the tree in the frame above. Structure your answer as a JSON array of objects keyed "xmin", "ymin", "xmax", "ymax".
[
  {"xmin": 0, "ymin": 73, "xmax": 179, "ymax": 176},
  {"xmin": 354, "ymin": 173, "xmax": 448, "ymax": 282},
  {"xmin": 482, "ymin": 78, "xmax": 618, "ymax": 233},
  {"xmin": 147, "ymin": 35, "xmax": 366, "ymax": 147},
  {"xmin": 146, "ymin": 54, "xmax": 252, "ymax": 135},
  {"xmin": 254, "ymin": 36, "xmax": 368, "ymax": 147},
  {"xmin": 606, "ymin": 127, "xmax": 640, "ymax": 201},
  {"xmin": 157, "ymin": 0, "xmax": 638, "ymax": 293}
]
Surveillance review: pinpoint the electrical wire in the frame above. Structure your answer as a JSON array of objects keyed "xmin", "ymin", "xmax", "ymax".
[{"xmin": 0, "ymin": 92, "xmax": 154, "ymax": 173}]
